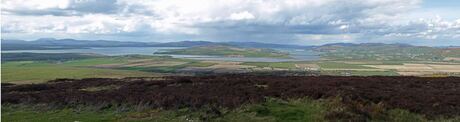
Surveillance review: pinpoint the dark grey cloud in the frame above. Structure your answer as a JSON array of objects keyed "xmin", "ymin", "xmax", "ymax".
[
  {"xmin": 1, "ymin": 0, "xmax": 459, "ymax": 45},
  {"xmin": 2, "ymin": 0, "xmax": 118, "ymax": 16}
]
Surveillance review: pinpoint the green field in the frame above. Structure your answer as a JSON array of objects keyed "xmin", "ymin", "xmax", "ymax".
[
  {"xmin": 320, "ymin": 70, "xmax": 399, "ymax": 76},
  {"xmin": 315, "ymin": 44, "xmax": 447, "ymax": 61},
  {"xmin": 1, "ymin": 61, "xmax": 157, "ymax": 84},
  {"xmin": 1, "ymin": 53, "xmax": 101, "ymax": 62},
  {"xmin": 317, "ymin": 62, "xmax": 375, "ymax": 69},
  {"xmin": 120, "ymin": 61, "xmax": 216, "ymax": 73},
  {"xmin": 241, "ymin": 61, "xmax": 404, "ymax": 76},
  {"xmin": 242, "ymin": 62, "xmax": 297, "ymax": 69},
  {"xmin": 3, "ymin": 51, "xmax": 459, "ymax": 84},
  {"xmin": 61, "ymin": 57, "xmax": 128, "ymax": 66},
  {"xmin": 1, "ymin": 54, "xmax": 221, "ymax": 83},
  {"xmin": 443, "ymin": 48, "xmax": 460, "ymax": 57},
  {"xmin": 156, "ymin": 45, "xmax": 291, "ymax": 58},
  {"xmin": 5, "ymin": 54, "xmax": 456, "ymax": 84}
]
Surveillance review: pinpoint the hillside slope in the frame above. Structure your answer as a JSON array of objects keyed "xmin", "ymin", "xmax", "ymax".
[{"xmin": 156, "ymin": 45, "xmax": 291, "ymax": 58}]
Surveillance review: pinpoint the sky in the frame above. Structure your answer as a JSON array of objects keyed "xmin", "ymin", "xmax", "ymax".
[{"xmin": 1, "ymin": 0, "xmax": 459, "ymax": 46}]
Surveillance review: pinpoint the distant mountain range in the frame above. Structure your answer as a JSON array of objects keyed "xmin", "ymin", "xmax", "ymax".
[
  {"xmin": 1, "ymin": 38, "xmax": 310, "ymax": 50},
  {"xmin": 1, "ymin": 38, "xmax": 157, "ymax": 50},
  {"xmin": 4, "ymin": 38, "xmax": 456, "ymax": 51}
]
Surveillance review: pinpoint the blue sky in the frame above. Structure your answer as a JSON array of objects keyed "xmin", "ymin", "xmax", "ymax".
[{"xmin": 1, "ymin": 0, "xmax": 459, "ymax": 46}]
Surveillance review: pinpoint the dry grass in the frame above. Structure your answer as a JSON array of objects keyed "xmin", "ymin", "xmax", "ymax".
[
  {"xmin": 444, "ymin": 57, "xmax": 460, "ymax": 61},
  {"xmin": 365, "ymin": 63, "xmax": 460, "ymax": 76},
  {"xmin": 93, "ymin": 60, "xmax": 188, "ymax": 68},
  {"xmin": 295, "ymin": 64, "xmax": 320, "ymax": 69}
]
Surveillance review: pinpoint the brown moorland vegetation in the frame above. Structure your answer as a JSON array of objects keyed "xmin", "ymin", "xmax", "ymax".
[{"xmin": 2, "ymin": 75, "xmax": 460, "ymax": 118}]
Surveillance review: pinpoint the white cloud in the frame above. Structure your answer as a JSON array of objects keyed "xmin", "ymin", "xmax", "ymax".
[
  {"xmin": 230, "ymin": 11, "xmax": 255, "ymax": 21},
  {"xmin": 1, "ymin": 0, "xmax": 459, "ymax": 45},
  {"xmin": 2, "ymin": 0, "xmax": 71, "ymax": 10},
  {"xmin": 2, "ymin": 14, "xmax": 146, "ymax": 34}
]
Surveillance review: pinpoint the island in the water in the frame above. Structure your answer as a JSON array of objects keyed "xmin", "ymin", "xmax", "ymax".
[{"xmin": 155, "ymin": 45, "xmax": 291, "ymax": 58}]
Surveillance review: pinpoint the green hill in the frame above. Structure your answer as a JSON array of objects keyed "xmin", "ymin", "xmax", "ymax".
[
  {"xmin": 156, "ymin": 45, "xmax": 291, "ymax": 58},
  {"xmin": 315, "ymin": 43, "xmax": 445, "ymax": 61}
]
